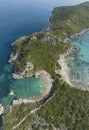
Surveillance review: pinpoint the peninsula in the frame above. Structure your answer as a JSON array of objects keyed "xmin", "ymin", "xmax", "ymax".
[{"xmin": 3, "ymin": 2, "xmax": 89, "ymax": 130}]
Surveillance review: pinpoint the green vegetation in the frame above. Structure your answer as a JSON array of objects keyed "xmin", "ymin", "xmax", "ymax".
[
  {"xmin": 37, "ymin": 81, "xmax": 89, "ymax": 130},
  {"xmin": 13, "ymin": 32, "xmax": 69, "ymax": 75},
  {"xmin": 3, "ymin": 79, "xmax": 89, "ymax": 130},
  {"xmin": 3, "ymin": 103, "xmax": 39, "ymax": 130},
  {"xmin": 3, "ymin": 1, "xmax": 89, "ymax": 130},
  {"xmin": 50, "ymin": 1, "xmax": 89, "ymax": 40}
]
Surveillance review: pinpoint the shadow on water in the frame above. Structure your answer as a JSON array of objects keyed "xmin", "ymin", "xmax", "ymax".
[{"xmin": 0, "ymin": 116, "xmax": 3, "ymax": 130}]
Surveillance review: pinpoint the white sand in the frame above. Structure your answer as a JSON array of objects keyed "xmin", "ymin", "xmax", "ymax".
[
  {"xmin": 58, "ymin": 55, "xmax": 73, "ymax": 87},
  {"xmin": 58, "ymin": 55, "xmax": 89, "ymax": 91},
  {"xmin": 35, "ymin": 70, "xmax": 53, "ymax": 97}
]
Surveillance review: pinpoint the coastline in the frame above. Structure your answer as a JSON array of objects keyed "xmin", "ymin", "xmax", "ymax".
[
  {"xmin": 10, "ymin": 27, "xmax": 89, "ymax": 107},
  {"xmin": 70, "ymin": 28, "xmax": 89, "ymax": 39},
  {"xmin": 58, "ymin": 54, "xmax": 89, "ymax": 91}
]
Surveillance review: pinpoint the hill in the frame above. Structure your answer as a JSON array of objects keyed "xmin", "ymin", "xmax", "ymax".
[{"xmin": 50, "ymin": 1, "xmax": 89, "ymax": 40}]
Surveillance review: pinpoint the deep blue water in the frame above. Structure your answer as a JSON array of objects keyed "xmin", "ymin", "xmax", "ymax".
[{"xmin": 0, "ymin": 0, "xmax": 88, "ymax": 105}]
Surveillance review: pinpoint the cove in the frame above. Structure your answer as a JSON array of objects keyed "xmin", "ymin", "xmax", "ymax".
[
  {"xmin": 66, "ymin": 31, "xmax": 89, "ymax": 90},
  {"xmin": 1, "ymin": 76, "xmax": 45, "ymax": 105}
]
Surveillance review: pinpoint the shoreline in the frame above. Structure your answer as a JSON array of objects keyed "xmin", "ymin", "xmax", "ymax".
[
  {"xmin": 58, "ymin": 55, "xmax": 74, "ymax": 87},
  {"xmin": 58, "ymin": 54, "xmax": 89, "ymax": 91},
  {"xmin": 0, "ymin": 70, "xmax": 53, "ymax": 115},
  {"xmin": 70, "ymin": 28, "xmax": 89, "ymax": 39},
  {"xmin": 10, "ymin": 27, "xmax": 89, "ymax": 106},
  {"xmin": 64, "ymin": 28, "xmax": 89, "ymax": 43},
  {"xmin": 57, "ymin": 28, "xmax": 89, "ymax": 91}
]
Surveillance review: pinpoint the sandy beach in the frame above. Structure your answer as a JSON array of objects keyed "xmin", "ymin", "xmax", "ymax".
[
  {"xmin": 58, "ymin": 55, "xmax": 74, "ymax": 87},
  {"xmin": 58, "ymin": 55, "xmax": 89, "ymax": 91},
  {"xmin": 35, "ymin": 70, "xmax": 53, "ymax": 97}
]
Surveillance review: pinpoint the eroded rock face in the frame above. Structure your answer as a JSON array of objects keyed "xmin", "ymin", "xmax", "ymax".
[
  {"xmin": 8, "ymin": 53, "xmax": 18, "ymax": 63},
  {"xmin": 12, "ymin": 73, "xmax": 23, "ymax": 79}
]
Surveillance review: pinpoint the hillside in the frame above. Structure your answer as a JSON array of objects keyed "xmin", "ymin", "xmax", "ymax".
[{"xmin": 50, "ymin": 1, "xmax": 89, "ymax": 40}]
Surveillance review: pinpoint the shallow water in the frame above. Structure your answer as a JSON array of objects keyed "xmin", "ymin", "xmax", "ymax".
[
  {"xmin": 66, "ymin": 31, "xmax": 89, "ymax": 89},
  {"xmin": 1, "ymin": 77, "xmax": 46, "ymax": 105}
]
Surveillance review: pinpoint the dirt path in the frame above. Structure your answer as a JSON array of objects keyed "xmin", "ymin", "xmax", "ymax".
[
  {"xmin": 12, "ymin": 107, "xmax": 41, "ymax": 130},
  {"xmin": 12, "ymin": 93, "xmax": 56, "ymax": 130}
]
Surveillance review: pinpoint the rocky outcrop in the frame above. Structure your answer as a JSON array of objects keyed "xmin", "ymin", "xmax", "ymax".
[
  {"xmin": 0, "ymin": 104, "xmax": 4, "ymax": 115},
  {"xmin": 70, "ymin": 28, "xmax": 89, "ymax": 39},
  {"xmin": 12, "ymin": 98, "xmax": 36, "ymax": 105},
  {"xmin": 8, "ymin": 53, "xmax": 19, "ymax": 63},
  {"xmin": 12, "ymin": 73, "xmax": 23, "ymax": 79},
  {"xmin": 65, "ymin": 46, "xmax": 78, "ymax": 57},
  {"xmin": 12, "ymin": 62, "xmax": 34, "ymax": 79},
  {"xmin": 9, "ymin": 89, "xmax": 14, "ymax": 96},
  {"xmin": 8, "ymin": 36, "xmax": 27, "ymax": 63}
]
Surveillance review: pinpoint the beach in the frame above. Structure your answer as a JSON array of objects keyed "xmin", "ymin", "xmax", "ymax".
[
  {"xmin": 58, "ymin": 55, "xmax": 74, "ymax": 87},
  {"xmin": 58, "ymin": 54, "xmax": 89, "ymax": 91}
]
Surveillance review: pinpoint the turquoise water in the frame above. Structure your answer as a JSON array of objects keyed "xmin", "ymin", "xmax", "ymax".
[
  {"xmin": 67, "ymin": 31, "xmax": 89, "ymax": 89},
  {"xmin": 2, "ymin": 77, "xmax": 45, "ymax": 105}
]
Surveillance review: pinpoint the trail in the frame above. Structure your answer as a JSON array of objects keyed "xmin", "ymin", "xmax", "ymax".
[
  {"xmin": 12, "ymin": 107, "xmax": 40, "ymax": 130},
  {"xmin": 12, "ymin": 93, "xmax": 56, "ymax": 130}
]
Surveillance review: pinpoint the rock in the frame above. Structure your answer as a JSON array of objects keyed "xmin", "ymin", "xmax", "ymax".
[
  {"xmin": 70, "ymin": 28, "xmax": 89, "ymax": 39},
  {"xmin": 13, "ymin": 99, "xmax": 23, "ymax": 105},
  {"xmin": 0, "ymin": 104, "xmax": 4, "ymax": 115},
  {"xmin": 12, "ymin": 73, "xmax": 23, "ymax": 79},
  {"xmin": 8, "ymin": 53, "xmax": 18, "ymax": 63},
  {"xmin": 12, "ymin": 98, "xmax": 36, "ymax": 105},
  {"xmin": 9, "ymin": 89, "xmax": 14, "ymax": 96}
]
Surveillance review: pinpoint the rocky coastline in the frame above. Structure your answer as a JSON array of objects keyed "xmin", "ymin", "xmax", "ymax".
[
  {"xmin": 65, "ymin": 46, "xmax": 78, "ymax": 57},
  {"xmin": 70, "ymin": 28, "xmax": 89, "ymax": 39},
  {"xmin": 12, "ymin": 62, "xmax": 34, "ymax": 79},
  {"xmin": 64, "ymin": 28, "xmax": 89, "ymax": 43}
]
